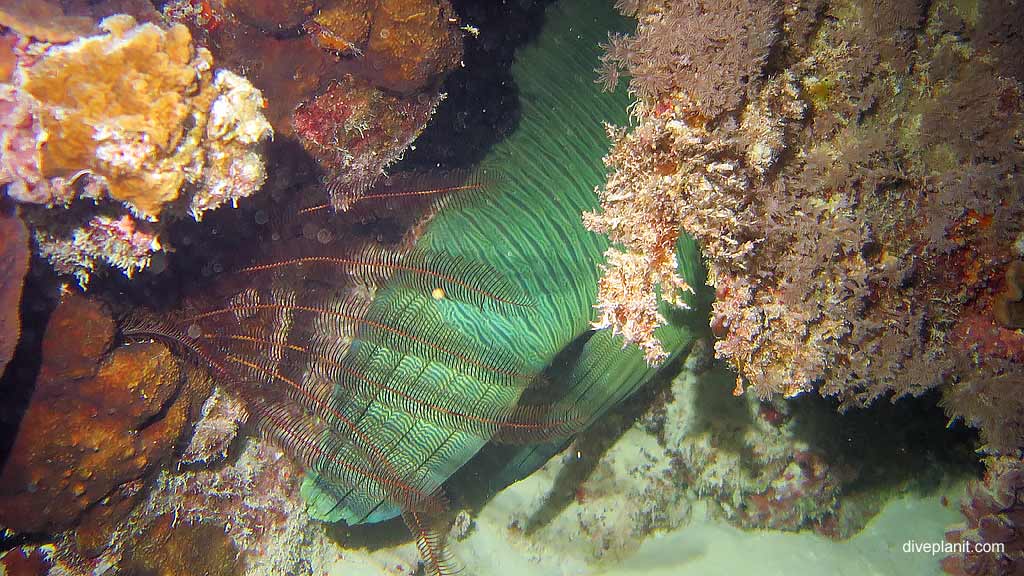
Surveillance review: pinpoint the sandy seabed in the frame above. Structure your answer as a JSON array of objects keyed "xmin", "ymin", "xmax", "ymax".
[{"xmin": 324, "ymin": 449, "xmax": 963, "ymax": 576}]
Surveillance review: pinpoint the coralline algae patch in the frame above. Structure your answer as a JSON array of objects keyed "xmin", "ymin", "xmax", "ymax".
[
  {"xmin": 292, "ymin": 75, "xmax": 446, "ymax": 210},
  {"xmin": 0, "ymin": 14, "xmax": 271, "ymax": 284}
]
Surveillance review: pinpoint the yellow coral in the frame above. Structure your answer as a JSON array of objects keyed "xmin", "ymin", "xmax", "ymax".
[
  {"xmin": 1, "ymin": 15, "xmax": 272, "ymax": 283},
  {"xmin": 0, "ymin": 0, "xmax": 94, "ymax": 43},
  {"xmin": 20, "ymin": 15, "xmax": 271, "ymax": 221},
  {"xmin": 23, "ymin": 16, "xmax": 208, "ymax": 218}
]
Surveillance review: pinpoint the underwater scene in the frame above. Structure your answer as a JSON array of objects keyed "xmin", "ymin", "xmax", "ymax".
[{"xmin": 0, "ymin": 0, "xmax": 1021, "ymax": 574}]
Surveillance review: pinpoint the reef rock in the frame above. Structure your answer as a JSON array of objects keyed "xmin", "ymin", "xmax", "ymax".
[
  {"xmin": 943, "ymin": 456, "xmax": 1024, "ymax": 575},
  {"xmin": 586, "ymin": 0, "xmax": 1024, "ymax": 458},
  {"xmin": 120, "ymin": 514, "xmax": 242, "ymax": 576},
  {"xmin": 0, "ymin": 293, "xmax": 191, "ymax": 536},
  {"xmin": 0, "ymin": 0, "xmax": 95, "ymax": 43},
  {"xmin": 221, "ymin": 0, "xmax": 316, "ymax": 31},
  {"xmin": 0, "ymin": 15, "xmax": 271, "ymax": 283},
  {"xmin": 165, "ymin": 0, "xmax": 460, "ymax": 208},
  {"xmin": 358, "ymin": 0, "xmax": 463, "ymax": 94},
  {"xmin": 178, "ymin": 386, "xmax": 248, "ymax": 467},
  {"xmin": 292, "ymin": 75, "xmax": 445, "ymax": 209},
  {"xmin": 0, "ymin": 203, "xmax": 27, "ymax": 375}
]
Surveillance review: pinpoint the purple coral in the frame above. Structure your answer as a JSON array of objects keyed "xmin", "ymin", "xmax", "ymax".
[
  {"xmin": 597, "ymin": 0, "xmax": 781, "ymax": 117},
  {"xmin": 587, "ymin": 0, "xmax": 1024, "ymax": 461},
  {"xmin": 942, "ymin": 458, "xmax": 1024, "ymax": 576}
]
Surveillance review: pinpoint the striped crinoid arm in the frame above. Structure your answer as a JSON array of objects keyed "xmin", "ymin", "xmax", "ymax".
[
  {"xmin": 250, "ymin": 397, "xmax": 447, "ymax": 515},
  {"xmin": 173, "ymin": 288, "xmax": 537, "ymax": 389},
  {"xmin": 490, "ymin": 401, "xmax": 586, "ymax": 444},
  {"xmin": 205, "ymin": 282, "xmax": 361, "ymax": 353},
  {"xmin": 149, "ymin": 286, "xmax": 345, "ymax": 408},
  {"xmin": 306, "ymin": 168, "xmax": 499, "ymax": 215},
  {"xmin": 151, "ymin": 273, "xmax": 565, "ymax": 438},
  {"xmin": 332, "ymin": 339, "xmax": 583, "ymax": 442},
  {"xmin": 119, "ymin": 311, "xmax": 238, "ymax": 385},
  {"xmin": 238, "ymin": 244, "xmax": 536, "ymax": 317},
  {"xmin": 191, "ymin": 309, "xmax": 579, "ymax": 446},
  {"xmin": 361, "ymin": 287, "xmax": 540, "ymax": 389},
  {"xmin": 402, "ymin": 508, "xmax": 462, "ymax": 576},
  {"xmin": 123, "ymin": 291, "xmax": 448, "ymax": 515}
]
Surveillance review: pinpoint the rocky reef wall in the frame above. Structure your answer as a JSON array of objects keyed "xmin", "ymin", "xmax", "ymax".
[{"xmin": 587, "ymin": 0, "xmax": 1024, "ymax": 457}]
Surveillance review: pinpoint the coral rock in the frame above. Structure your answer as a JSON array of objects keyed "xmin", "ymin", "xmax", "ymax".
[
  {"xmin": 205, "ymin": 32, "xmax": 331, "ymax": 137},
  {"xmin": 36, "ymin": 289, "xmax": 115, "ymax": 381},
  {"xmin": 994, "ymin": 260, "xmax": 1024, "ymax": 329},
  {"xmin": 588, "ymin": 0, "xmax": 1024, "ymax": 458},
  {"xmin": 120, "ymin": 514, "xmax": 242, "ymax": 576},
  {"xmin": 0, "ymin": 0, "xmax": 94, "ymax": 43},
  {"xmin": 146, "ymin": 440, "xmax": 322, "ymax": 572},
  {"xmin": 34, "ymin": 214, "xmax": 163, "ymax": 284},
  {"xmin": 590, "ymin": 247, "xmax": 691, "ymax": 363},
  {"xmin": 361, "ymin": 0, "xmax": 462, "ymax": 94},
  {"xmin": 19, "ymin": 16, "xmax": 270, "ymax": 219},
  {"xmin": 73, "ymin": 478, "xmax": 146, "ymax": 557},
  {"xmin": 0, "ymin": 203, "xmax": 27, "ymax": 374},
  {"xmin": 305, "ymin": 0, "xmax": 373, "ymax": 54},
  {"xmin": 191, "ymin": 69, "xmax": 273, "ymax": 219},
  {"xmin": 179, "ymin": 386, "xmax": 248, "ymax": 467},
  {"xmin": 0, "ymin": 547, "xmax": 50, "ymax": 576},
  {"xmin": 0, "ymin": 33, "xmax": 17, "ymax": 82},
  {"xmin": 0, "ymin": 293, "xmax": 189, "ymax": 535},
  {"xmin": 22, "ymin": 16, "xmax": 209, "ymax": 217},
  {"xmin": 2, "ymin": 15, "xmax": 271, "ymax": 282},
  {"xmin": 292, "ymin": 75, "xmax": 444, "ymax": 208},
  {"xmin": 596, "ymin": 0, "xmax": 780, "ymax": 116},
  {"xmin": 943, "ymin": 457, "xmax": 1024, "ymax": 575},
  {"xmin": 165, "ymin": 0, "xmax": 457, "ymax": 208},
  {"xmin": 222, "ymin": 0, "xmax": 316, "ymax": 31}
]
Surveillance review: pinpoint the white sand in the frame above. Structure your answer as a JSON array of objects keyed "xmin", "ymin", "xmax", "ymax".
[
  {"xmin": 449, "ymin": 478, "xmax": 963, "ymax": 576},
  {"xmin": 323, "ymin": 472, "xmax": 963, "ymax": 576},
  {"xmin": 595, "ymin": 495, "xmax": 962, "ymax": 576},
  {"xmin": 323, "ymin": 362, "xmax": 967, "ymax": 576}
]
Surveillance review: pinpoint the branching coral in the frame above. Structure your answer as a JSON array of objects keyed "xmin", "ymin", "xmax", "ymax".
[
  {"xmin": 587, "ymin": 0, "xmax": 1024, "ymax": 456},
  {"xmin": 589, "ymin": 247, "xmax": 692, "ymax": 362},
  {"xmin": 34, "ymin": 214, "xmax": 163, "ymax": 281},
  {"xmin": 0, "ymin": 14, "xmax": 271, "ymax": 283},
  {"xmin": 597, "ymin": 0, "xmax": 781, "ymax": 118}
]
